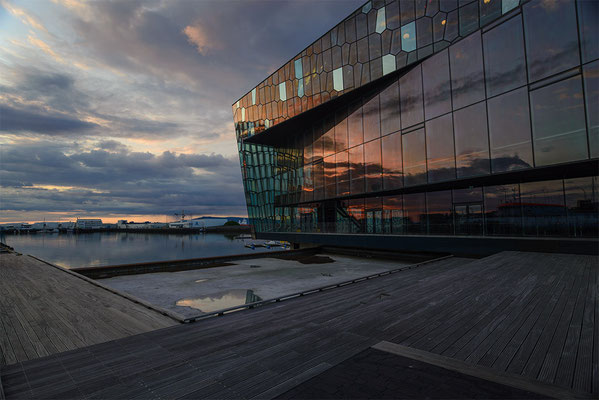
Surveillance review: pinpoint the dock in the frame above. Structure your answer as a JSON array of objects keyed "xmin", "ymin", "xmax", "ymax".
[
  {"xmin": 0, "ymin": 251, "xmax": 597, "ymax": 398},
  {"xmin": 0, "ymin": 253, "xmax": 176, "ymax": 367}
]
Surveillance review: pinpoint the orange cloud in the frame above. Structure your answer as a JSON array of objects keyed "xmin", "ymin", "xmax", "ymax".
[
  {"xmin": 1, "ymin": 0, "xmax": 48, "ymax": 33},
  {"xmin": 27, "ymin": 34, "xmax": 64, "ymax": 63},
  {"xmin": 183, "ymin": 24, "xmax": 214, "ymax": 55}
]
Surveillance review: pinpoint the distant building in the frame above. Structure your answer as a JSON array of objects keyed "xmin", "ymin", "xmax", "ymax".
[
  {"xmin": 76, "ymin": 219, "xmax": 103, "ymax": 229},
  {"xmin": 117, "ymin": 220, "xmax": 168, "ymax": 229}
]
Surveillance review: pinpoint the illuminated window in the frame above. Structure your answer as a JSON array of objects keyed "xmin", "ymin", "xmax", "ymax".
[{"xmin": 279, "ymin": 82, "xmax": 286, "ymax": 101}]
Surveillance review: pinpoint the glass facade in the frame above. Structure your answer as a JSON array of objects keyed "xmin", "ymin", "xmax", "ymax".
[{"xmin": 234, "ymin": 0, "xmax": 598, "ymax": 240}]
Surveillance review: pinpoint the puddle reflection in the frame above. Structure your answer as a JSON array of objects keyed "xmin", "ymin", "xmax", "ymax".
[{"xmin": 176, "ymin": 289, "xmax": 262, "ymax": 313}]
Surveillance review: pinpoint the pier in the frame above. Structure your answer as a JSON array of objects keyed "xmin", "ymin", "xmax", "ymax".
[{"xmin": 0, "ymin": 250, "xmax": 597, "ymax": 398}]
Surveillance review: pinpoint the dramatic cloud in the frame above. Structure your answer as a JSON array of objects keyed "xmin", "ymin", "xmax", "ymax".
[{"xmin": 0, "ymin": 0, "xmax": 363, "ymax": 222}]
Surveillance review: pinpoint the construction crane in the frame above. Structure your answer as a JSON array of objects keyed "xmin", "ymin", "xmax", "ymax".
[{"xmin": 174, "ymin": 210, "xmax": 187, "ymax": 222}]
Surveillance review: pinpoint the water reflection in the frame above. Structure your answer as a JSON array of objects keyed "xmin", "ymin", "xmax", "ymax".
[{"xmin": 176, "ymin": 289, "xmax": 262, "ymax": 313}]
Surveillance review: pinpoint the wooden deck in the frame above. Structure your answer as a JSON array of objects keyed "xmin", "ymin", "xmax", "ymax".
[
  {"xmin": 1, "ymin": 251, "xmax": 597, "ymax": 399},
  {"xmin": 0, "ymin": 253, "xmax": 176, "ymax": 367}
]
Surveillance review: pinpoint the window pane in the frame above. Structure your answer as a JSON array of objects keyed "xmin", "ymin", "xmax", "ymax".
[
  {"xmin": 479, "ymin": 0, "xmax": 501, "ymax": 26},
  {"xmin": 565, "ymin": 177, "xmax": 599, "ymax": 237},
  {"xmin": 313, "ymin": 121, "xmax": 324, "ymax": 160},
  {"xmin": 426, "ymin": 190, "xmax": 453, "ymax": 234},
  {"xmin": 404, "ymin": 192, "xmax": 426, "ymax": 234},
  {"xmin": 380, "ymin": 81, "xmax": 400, "ymax": 135},
  {"xmin": 402, "ymin": 128, "xmax": 427, "ymax": 186},
  {"xmin": 453, "ymin": 187, "xmax": 483, "ymax": 235},
  {"xmin": 323, "ymin": 116, "xmax": 336, "ymax": 157},
  {"xmin": 484, "ymin": 184, "xmax": 522, "ymax": 236},
  {"xmin": 382, "ymin": 131, "xmax": 403, "ymax": 190},
  {"xmin": 578, "ymin": 0, "xmax": 599, "ymax": 63},
  {"xmin": 324, "ymin": 155, "xmax": 336, "ymax": 198},
  {"xmin": 364, "ymin": 139, "xmax": 382, "ymax": 192},
  {"xmin": 453, "ymin": 101, "xmax": 490, "ymax": 178},
  {"xmin": 400, "ymin": 65, "xmax": 424, "ymax": 128},
  {"xmin": 584, "ymin": 61, "xmax": 599, "ymax": 159},
  {"xmin": 335, "ymin": 107, "xmax": 348, "ymax": 153},
  {"xmin": 348, "ymin": 101, "xmax": 364, "ymax": 148},
  {"xmin": 487, "ymin": 87, "xmax": 533, "ymax": 173},
  {"xmin": 426, "ymin": 113, "xmax": 456, "ymax": 182},
  {"xmin": 422, "ymin": 49, "xmax": 451, "ymax": 120},
  {"xmin": 336, "ymin": 150, "xmax": 350, "ymax": 196},
  {"xmin": 401, "ymin": 22, "xmax": 416, "ymax": 52},
  {"xmin": 363, "ymin": 94, "xmax": 381, "ymax": 142},
  {"xmin": 530, "ymin": 75, "xmax": 588, "ymax": 166},
  {"xmin": 483, "ymin": 15, "xmax": 527, "ymax": 97},
  {"xmin": 383, "ymin": 195, "xmax": 404, "ymax": 234},
  {"xmin": 349, "ymin": 144, "xmax": 365, "ymax": 194},
  {"xmin": 523, "ymin": 0, "xmax": 580, "ymax": 83},
  {"xmin": 348, "ymin": 199, "xmax": 365, "ymax": 233},
  {"xmin": 450, "ymin": 30, "xmax": 485, "ymax": 109},
  {"xmin": 520, "ymin": 180, "xmax": 567, "ymax": 236},
  {"xmin": 459, "ymin": 1, "xmax": 478, "ymax": 36}
]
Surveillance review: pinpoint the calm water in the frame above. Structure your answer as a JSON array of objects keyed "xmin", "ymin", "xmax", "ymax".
[{"xmin": 3, "ymin": 232, "xmax": 277, "ymax": 269}]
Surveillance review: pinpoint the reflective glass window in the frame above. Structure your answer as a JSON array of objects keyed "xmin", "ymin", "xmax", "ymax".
[
  {"xmin": 487, "ymin": 87, "xmax": 533, "ymax": 173},
  {"xmin": 453, "ymin": 101, "xmax": 490, "ymax": 178},
  {"xmin": 502, "ymin": 0, "xmax": 518, "ymax": 14},
  {"xmin": 564, "ymin": 177, "xmax": 599, "ymax": 237},
  {"xmin": 459, "ymin": 1, "xmax": 478, "ymax": 36},
  {"xmin": 578, "ymin": 0, "xmax": 599, "ymax": 63},
  {"xmin": 400, "ymin": 65, "xmax": 424, "ymax": 128},
  {"xmin": 335, "ymin": 108, "xmax": 348, "ymax": 153},
  {"xmin": 450, "ymin": 31, "xmax": 484, "ymax": 110},
  {"xmin": 402, "ymin": 128, "xmax": 427, "ymax": 186},
  {"xmin": 323, "ymin": 116, "xmax": 336, "ymax": 157},
  {"xmin": 313, "ymin": 121, "xmax": 324, "ymax": 160},
  {"xmin": 452, "ymin": 187, "xmax": 483, "ymax": 235},
  {"xmin": 302, "ymin": 164, "xmax": 313, "ymax": 203},
  {"xmin": 483, "ymin": 15, "xmax": 527, "ymax": 97},
  {"xmin": 426, "ymin": 190, "xmax": 453, "ymax": 234},
  {"xmin": 383, "ymin": 195, "xmax": 404, "ymax": 234},
  {"xmin": 479, "ymin": 0, "xmax": 501, "ymax": 26},
  {"xmin": 380, "ymin": 81, "xmax": 400, "ymax": 135},
  {"xmin": 348, "ymin": 199, "xmax": 365, "ymax": 233},
  {"xmin": 364, "ymin": 139, "xmax": 382, "ymax": 192},
  {"xmin": 251, "ymin": 88, "xmax": 256, "ymax": 105},
  {"xmin": 382, "ymin": 54, "xmax": 396, "ymax": 76},
  {"xmin": 294, "ymin": 59, "xmax": 303, "ymax": 79},
  {"xmin": 426, "ymin": 114, "xmax": 456, "ymax": 182},
  {"xmin": 349, "ymin": 144, "xmax": 365, "ymax": 194},
  {"xmin": 520, "ymin": 180, "xmax": 567, "ymax": 236},
  {"xmin": 404, "ymin": 192, "xmax": 426, "ymax": 234},
  {"xmin": 382, "ymin": 131, "xmax": 403, "ymax": 190},
  {"xmin": 376, "ymin": 7, "xmax": 386, "ymax": 33},
  {"xmin": 484, "ymin": 184, "xmax": 522, "ymax": 236},
  {"xmin": 401, "ymin": 22, "xmax": 416, "ymax": 52},
  {"xmin": 584, "ymin": 61, "xmax": 599, "ymax": 159},
  {"xmin": 416, "ymin": 16, "xmax": 432, "ymax": 47},
  {"xmin": 324, "ymin": 155, "xmax": 336, "ymax": 198},
  {"xmin": 365, "ymin": 197, "xmax": 383, "ymax": 234},
  {"xmin": 336, "ymin": 150, "xmax": 350, "ymax": 196},
  {"xmin": 401, "ymin": 1, "xmax": 416, "ymax": 25},
  {"xmin": 530, "ymin": 75, "xmax": 588, "ymax": 166},
  {"xmin": 279, "ymin": 82, "xmax": 287, "ymax": 101},
  {"xmin": 523, "ymin": 0, "xmax": 580, "ymax": 83},
  {"xmin": 363, "ymin": 94, "xmax": 381, "ymax": 142},
  {"xmin": 333, "ymin": 67, "xmax": 343, "ymax": 92},
  {"xmin": 348, "ymin": 101, "xmax": 364, "ymax": 148},
  {"xmin": 422, "ymin": 49, "xmax": 451, "ymax": 120}
]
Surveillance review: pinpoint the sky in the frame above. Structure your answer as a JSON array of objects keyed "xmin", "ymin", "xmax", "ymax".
[{"xmin": 0, "ymin": 0, "xmax": 363, "ymax": 223}]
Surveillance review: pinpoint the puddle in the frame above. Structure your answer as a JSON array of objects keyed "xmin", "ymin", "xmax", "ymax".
[
  {"xmin": 195, "ymin": 279, "xmax": 207, "ymax": 283},
  {"xmin": 176, "ymin": 289, "xmax": 262, "ymax": 313}
]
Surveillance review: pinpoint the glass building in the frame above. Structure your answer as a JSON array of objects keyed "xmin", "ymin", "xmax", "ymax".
[{"xmin": 232, "ymin": 0, "xmax": 598, "ymax": 254}]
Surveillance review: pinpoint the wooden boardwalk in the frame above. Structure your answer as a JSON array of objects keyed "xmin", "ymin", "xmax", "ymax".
[
  {"xmin": 1, "ymin": 251, "xmax": 597, "ymax": 399},
  {"xmin": 0, "ymin": 253, "xmax": 176, "ymax": 367}
]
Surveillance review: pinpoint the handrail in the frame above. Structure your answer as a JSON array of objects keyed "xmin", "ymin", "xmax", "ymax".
[{"xmin": 183, "ymin": 254, "xmax": 454, "ymax": 323}]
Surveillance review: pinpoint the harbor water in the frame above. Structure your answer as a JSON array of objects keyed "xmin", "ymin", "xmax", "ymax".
[{"xmin": 3, "ymin": 232, "xmax": 278, "ymax": 269}]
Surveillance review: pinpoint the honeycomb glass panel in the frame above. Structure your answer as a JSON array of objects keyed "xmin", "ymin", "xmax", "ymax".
[
  {"xmin": 487, "ymin": 87, "xmax": 533, "ymax": 173},
  {"xmin": 279, "ymin": 82, "xmax": 287, "ymax": 101},
  {"xmin": 450, "ymin": 30, "xmax": 484, "ymax": 110},
  {"xmin": 333, "ymin": 67, "xmax": 344, "ymax": 91},
  {"xmin": 483, "ymin": 15, "xmax": 526, "ymax": 97},
  {"xmin": 523, "ymin": 0, "xmax": 580, "ymax": 83},
  {"xmin": 530, "ymin": 75, "xmax": 588, "ymax": 166},
  {"xmin": 402, "ymin": 128, "xmax": 427, "ymax": 186},
  {"xmin": 459, "ymin": 1, "xmax": 478, "ymax": 36},
  {"xmin": 401, "ymin": 22, "xmax": 416, "ymax": 52},
  {"xmin": 382, "ymin": 54, "xmax": 396, "ymax": 75},
  {"xmin": 376, "ymin": 7, "xmax": 386, "ymax": 33},
  {"xmin": 502, "ymin": 0, "xmax": 518, "ymax": 14},
  {"xmin": 453, "ymin": 101, "xmax": 490, "ymax": 178},
  {"xmin": 479, "ymin": 0, "xmax": 501, "ymax": 26}
]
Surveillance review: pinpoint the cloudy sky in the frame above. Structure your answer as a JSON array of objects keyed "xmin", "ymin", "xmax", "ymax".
[{"xmin": 0, "ymin": 0, "xmax": 363, "ymax": 223}]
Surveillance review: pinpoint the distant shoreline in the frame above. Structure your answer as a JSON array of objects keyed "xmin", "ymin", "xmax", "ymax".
[{"xmin": 1, "ymin": 225, "xmax": 252, "ymax": 235}]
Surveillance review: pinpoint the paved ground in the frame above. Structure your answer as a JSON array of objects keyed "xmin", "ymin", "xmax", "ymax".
[
  {"xmin": 1, "ymin": 251, "xmax": 596, "ymax": 399},
  {"xmin": 99, "ymin": 254, "xmax": 415, "ymax": 318},
  {"xmin": 0, "ymin": 253, "xmax": 176, "ymax": 366}
]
